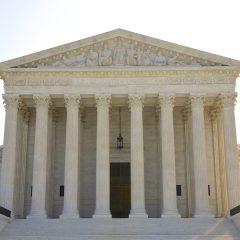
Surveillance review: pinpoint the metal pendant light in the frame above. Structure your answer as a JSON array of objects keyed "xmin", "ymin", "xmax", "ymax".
[{"xmin": 117, "ymin": 107, "xmax": 123, "ymax": 149}]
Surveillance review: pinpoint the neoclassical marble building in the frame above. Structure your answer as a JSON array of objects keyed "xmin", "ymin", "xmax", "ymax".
[{"xmin": 0, "ymin": 29, "xmax": 240, "ymax": 227}]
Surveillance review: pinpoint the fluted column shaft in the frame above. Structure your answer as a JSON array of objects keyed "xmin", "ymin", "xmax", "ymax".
[
  {"xmin": 129, "ymin": 94, "xmax": 147, "ymax": 218},
  {"xmin": 190, "ymin": 94, "xmax": 212, "ymax": 217},
  {"xmin": 159, "ymin": 94, "xmax": 180, "ymax": 218},
  {"xmin": 0, "ymin": 94, "xmax": 21, "ymax": 216},
  {"xmin": 220, "ymin": 93, "xmax": 240, "ymax": 213},
  {"xmin": 93, "ymin": 94, "xmax": 111, "ymax": 218},
  {"xmin": 28, "ymin": 95, "xmax": 51, "ymax": 218},
  {"xmin": 60, "ymin": 95, "xmax": 81, "ymax": 218},
  {"xmin": 210, "ymin": 110, "xmax": 222, "ymax": 217}
]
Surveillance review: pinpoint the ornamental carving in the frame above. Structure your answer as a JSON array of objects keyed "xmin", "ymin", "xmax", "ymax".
[
  {"xmin": 189, "ymin": 94, "xmax": 206, "ymax": 108},
  {"xmin": 128, "ymin": 94, "xmax": 144, "ymax": 109},
  {"xmin": 33, "ymin": 95, "xmax": 52, "ymax": 107},
  {"xmin": 158, "ymin": 94, "xmax": 175, "ymax": 108},
  {"xmin": 2, "ymin": 94, "xmax": 22, "ymax": 110},
  {"xmin": 219, "ymin": 93, "xmax": 237, "ymax": 108},
  {"xmin": 20, "ymin": 38, "xmax": 222, "ymax": 69},
  {"xmin": 64, "ymin": 95, "xmax": 81, "ymax": 108},
  {"xmin": 95, "ymin": 94, "xmax": 111, "ymax": 108}
]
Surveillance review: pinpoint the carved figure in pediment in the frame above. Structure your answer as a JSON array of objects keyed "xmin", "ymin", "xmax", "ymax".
[
  {"xmin": 141, "ymin": 49, "xmax": 152, "ymax": 66},
  {"xmin": 99, "ymin": 45, "xmax": 113, "ymax": 66},
  {"xmin": 48, "ymin": 61, "xmax": 64, "ymax": 67},
  {"xmin": 154, "ymin": 52, "xmax": 167, "ymax": 66},
  {"xmin": 137, "ymin": 48, "xmax": 143, "ymax": 65},
  {"xmin": 75, "ymin": 54, "xmax": 86, "ymax": 67},
  {"xmin": 86, "ymin": 49, "xmax": 99, "ymax": 66},
  {"xmin": 188, "ymin": 59, "xmax": 201, "ymax": 66},
  {"xmin": 126, "ymin": 45, "xmax": 137, "ymax": 66},
  {"xmin": 168, "ymin": 55, "xmax": 185, "ymax": 66},
  {"xmin": 113, "ymin": 44, "xmax": 126, "ymax": 65}
]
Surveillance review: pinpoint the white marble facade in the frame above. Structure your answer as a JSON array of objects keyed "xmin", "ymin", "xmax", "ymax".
[{"xmin": 0, "ymin": 29, "xmax": 240, "ymax": 221}]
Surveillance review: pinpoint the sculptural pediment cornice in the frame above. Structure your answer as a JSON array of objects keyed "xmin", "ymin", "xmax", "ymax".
[{"xmin": 0, "ymin": 29, "xmax": 240, "ymax": 72}]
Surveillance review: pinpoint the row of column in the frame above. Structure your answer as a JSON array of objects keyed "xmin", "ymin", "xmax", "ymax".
[{"xmin": 0, "ymin": 93, "xmax": 240, "ymax": 219}]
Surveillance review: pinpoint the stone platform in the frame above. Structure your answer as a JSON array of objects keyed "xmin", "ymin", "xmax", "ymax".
[{"xmin": 0, "ymin": 218, "xmax": 239, "ymax": 240}]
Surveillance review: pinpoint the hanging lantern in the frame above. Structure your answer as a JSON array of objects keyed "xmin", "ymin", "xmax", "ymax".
[{"xmin": 117, "ymin": 107, "xmax": 123, "ymax": 149}]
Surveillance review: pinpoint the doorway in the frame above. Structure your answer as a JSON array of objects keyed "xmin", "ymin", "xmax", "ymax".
[{"xmin": 110, "ymin": 163, "xmax": 131, "ymax": 218}]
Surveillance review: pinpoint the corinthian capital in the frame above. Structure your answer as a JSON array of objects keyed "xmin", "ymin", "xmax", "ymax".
[
  {"xmin": 95, "ymin": 94, "xmax": 111, "ymax": 108},
  {"xmin": 219, "ymin": 92, "xmax": 237, "ymax": 108},
  {"xmin": 33, "ymin": 95, "xmax": 52, "ymax": 108},
  {"xmin": 189, "ymin": 94, "xmax": 205, "ymax": 108},
  {"xmin": 128, "ymin": 94, "xmax": 144, "ymax": 108},
  {"xmin": 158, "ymin": 94, "xmax": 175, "ymax": 108},
  {"xmin": 3, "ymin": 94, "xmax": 21, "ymax": 109},
  {"xmin": 64, "ymin": 94, "xmax": 81, "ymax": 108}
]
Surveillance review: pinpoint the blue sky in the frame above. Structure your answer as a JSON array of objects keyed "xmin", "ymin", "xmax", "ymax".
[{"xmin": 0, "ymin": 0, "xmax": 239, "ymax": 144}]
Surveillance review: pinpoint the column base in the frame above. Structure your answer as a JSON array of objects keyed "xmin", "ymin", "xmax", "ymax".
[
  {"xmin": 93, "ymin": 209, "xmax": 112, "ymax": 218},
  {"xmin": 194, "ymin": 211, "xmax": 214, "ymax": 218},
  {"xmin": 161, "ymin": 209, "xmax": 181, "ymax": 218},
  {"xmin": 27, "ymin": 211, "xmax": 47, "ymax": 220},
  {"xmin": 60, "ymin": 212, "xmax": 79, "ymax": 219},
  {"xmin": 129, "ymin": 209, "xmax": 148, "ymax": 218}
]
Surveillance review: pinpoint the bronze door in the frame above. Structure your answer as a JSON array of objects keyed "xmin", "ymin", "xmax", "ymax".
[{"xmin": 110, "ymin": 163, "xmax": 130, "ymax": 218}]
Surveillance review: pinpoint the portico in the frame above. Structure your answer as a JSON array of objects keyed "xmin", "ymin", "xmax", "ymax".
[{"xmin": 0, "ymin": 29, "xmax": 240, "ymax": 223}]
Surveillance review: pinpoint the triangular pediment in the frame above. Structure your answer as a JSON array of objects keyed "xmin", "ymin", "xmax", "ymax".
[{"xmin": 0, "ymin": 29, "xmax": 240, "ymax": 69}]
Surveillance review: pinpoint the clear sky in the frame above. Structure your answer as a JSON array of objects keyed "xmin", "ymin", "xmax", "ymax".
[{"xmin": 0, "ymin": 0, "xmax": 239, "ymax": 144}]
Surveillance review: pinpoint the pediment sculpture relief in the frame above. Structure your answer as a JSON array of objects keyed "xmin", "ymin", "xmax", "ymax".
[{"xmin": 37, "ymin": 38, "xmax": 220, "ymax": 68}]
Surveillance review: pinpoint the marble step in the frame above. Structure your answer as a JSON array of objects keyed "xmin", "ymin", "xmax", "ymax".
[
  {"xmin": 0, "ymin": 235, "xmax": 239, "ymax": 240},
  {"xmin": 0, "ymin": 218, "xmax": 239, "ymax": 240}
]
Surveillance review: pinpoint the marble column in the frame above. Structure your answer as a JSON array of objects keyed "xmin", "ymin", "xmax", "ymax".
[
  {"xmin": 60, "ymin": 95, "xmax": 81, "ymax": 218},
  {"xmin": 159, "ymin": 94, "xmax": 180, "ymax": 218},
  {"xmin": 93, "ymin": 94, "xmax": 111, "ymax": 218},
  {"xmin": 220, "ymin": 93, "xmax": 240, "ymax": 214},
  {"xmin": 210, "ymin": 109, "xmax": 223, "ymax": 217},
  {"xmin": 128, "ymin": 94, "xmax": 148, "ymax": 218},
  {"xmin": 190, "ymin": 94, "xmax": 212, "ymax": 217},
  {"xmin": 28, "ymin": 95, "xmax": 51, "ymax": 218},
  {"xmin": 0, "ymin": 94, "xmax": 21, "ymax": 216},
  {"xmin": 217, "ymin": 112, "xmax": 228, "ymax": 216},
  {"xmin": 14, "ymin": 108, "xmax": 30, "ymax": 218},
  {"xmin": 182, "ymin": 107, "xmax": 192, "ymax": 217}
]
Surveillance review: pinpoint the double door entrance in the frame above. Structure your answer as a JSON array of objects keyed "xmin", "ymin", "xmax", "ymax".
[{"xmin": 110, "ymin": 163, "xmax": 131, "ymax": 218}]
